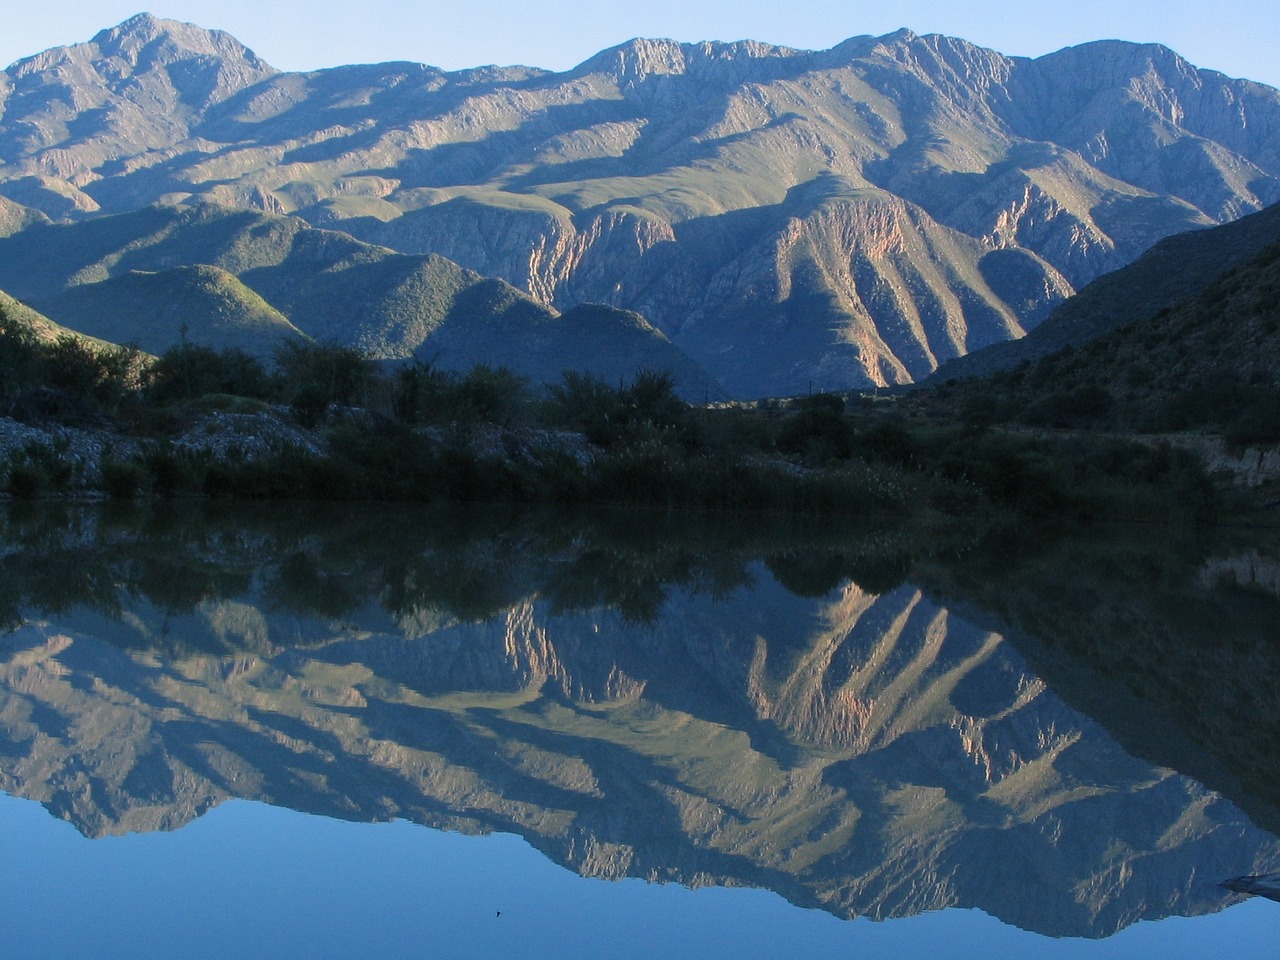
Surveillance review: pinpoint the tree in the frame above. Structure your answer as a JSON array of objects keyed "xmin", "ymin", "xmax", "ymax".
[{"xmin": 273, "ymin": 341, "xmax": 375, "ymax": 425}]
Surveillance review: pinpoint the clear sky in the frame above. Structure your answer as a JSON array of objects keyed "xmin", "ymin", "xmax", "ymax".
[{"xmin": 2, "ymin": 1, "xmax": 1278, "ymax": 89}]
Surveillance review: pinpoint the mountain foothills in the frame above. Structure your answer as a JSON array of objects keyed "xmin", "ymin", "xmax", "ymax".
[
  {"xmin": 3, "ymin": 14, "xmax": 1280, "ymax": 395},
  {"xmin": 938, "ymin": 198, "xmax": 1280, "ymax": 379},
  {"xmin": 0, "ymin": 203, "xmax": 712, "ymax": 390}
]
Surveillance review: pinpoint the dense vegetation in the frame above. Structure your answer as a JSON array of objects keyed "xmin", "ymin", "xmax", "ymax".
[{"xmin": 0, "ymin": 301, "xmax": 1221, "ymax": 524}]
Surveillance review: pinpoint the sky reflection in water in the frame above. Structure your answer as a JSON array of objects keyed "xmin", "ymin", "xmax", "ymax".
[{"xmin": 3, "ymin": 793, "xmax": 1274, "ymax": 960}]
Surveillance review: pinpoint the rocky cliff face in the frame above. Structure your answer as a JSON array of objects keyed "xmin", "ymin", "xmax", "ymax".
[
  {"xmin": 2, "ymin": 18, "xmax": 1279, "ymax": 394},
  {"xmin": 1, "ymin": 539, "xmax": 1274, "ymax": 939}
]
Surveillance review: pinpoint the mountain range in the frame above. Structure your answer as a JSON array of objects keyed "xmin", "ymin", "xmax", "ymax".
[{"xmin": 3, "ymin": 14, "xmax": 1280, "ymax": 396}]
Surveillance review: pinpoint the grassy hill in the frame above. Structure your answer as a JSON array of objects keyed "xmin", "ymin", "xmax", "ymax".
[
  {"xmin": 36, "ymin": 265, "xmax": 308, "ymax": 358},
  {"xmin": 0, "ymin": 290, "xmax": 104, "ymax": 346},
  {"xmin": 0, "ymin": 196, "xmax": 48, "ymax": 238},
  {"xmin": 914, "ymin": 197, "xmax": 1280, "ymax": 449}
]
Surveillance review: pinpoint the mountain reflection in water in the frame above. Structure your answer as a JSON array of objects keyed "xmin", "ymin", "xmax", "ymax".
[{"xmin": 1, "ymin": 502, "xmax": 1278, "ymax": 942}]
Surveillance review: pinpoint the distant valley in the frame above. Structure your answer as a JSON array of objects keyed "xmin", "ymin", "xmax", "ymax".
[{"xmin": 3, "ymin": 14, "xmax": 1280, "ymax": 396}]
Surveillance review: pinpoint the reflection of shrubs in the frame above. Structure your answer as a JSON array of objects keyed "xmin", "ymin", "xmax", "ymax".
[{"xmin": 765, "ymin": 550, "xmax": 853, "ymax": 597}]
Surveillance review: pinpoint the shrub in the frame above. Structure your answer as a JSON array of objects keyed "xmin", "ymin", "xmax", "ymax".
[
  {"xmin": 776, "ymin": 406, "xmax": 854, "ymax": 465},
  {"xmin": 274, "ymin": 341, "xmax": 376, "ymax": 420},
  {"xmin": 144, "ymin": 445, "xmax": 206, "ymax": 497},
  {"xmin": 42, "ymin": 335, "xmax": 140, "ymax": 411},
  {"xmin": 5, "ymin": 461, "xmax": 48, "ymax": 499},
  {"xmin": 455, "ymin": 364, "xmax": 528, "ymax": 427},
  {"xmin": 100, "ymin": 460, "xmax": 148, "ymax": 499},
  {"xmin": 145, "ymin": 345, "xmax": 270, "ymax": 403},
  {"xmin": 547, "ymin": 370, "xmax": 625, "ymax": 444}
]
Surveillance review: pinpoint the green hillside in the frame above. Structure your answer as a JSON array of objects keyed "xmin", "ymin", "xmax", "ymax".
[
  {"xmin": 0, "ymin": 203, "xmax": 719, "ymax": 395},
  {"xmin": 35, "ymin": 265, "xmax": 308, "ymax": 358},
  {"xmin": 0, "ymin": 289, "xmax": 105, "ymax": 346},
  {"xmin": 0, "ymin": 196, "xmax": 47, "ymax": 238},
  {"xmin": 939, "ymin": 201, "xmax": 1280, "ymax": 379}
]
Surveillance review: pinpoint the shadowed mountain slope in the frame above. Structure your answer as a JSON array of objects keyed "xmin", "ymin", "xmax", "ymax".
[
  {"xmin": 938, "ymin": 199, "xmax": 1280, "ymax": 379},
  {"xmin": 921, "ymin": 206, "xmax": 1280, "ymax": 441}
]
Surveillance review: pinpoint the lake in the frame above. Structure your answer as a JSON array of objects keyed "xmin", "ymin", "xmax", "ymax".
[{"xmin": 1, "ymin": 502, "xmax": 1277, "ymax": 958}]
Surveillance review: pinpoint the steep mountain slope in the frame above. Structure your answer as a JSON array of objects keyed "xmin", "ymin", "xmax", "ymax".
[
  {"xmin": 0, "ymin": 203, "xmax": 715, "ymax": 392},
  {"xmin": 4, "ymin": 17, "xmax": 1279, "ymax": 394},
  {"xmin": 0, "ymin": 288, "xmax": 114, "ymax": 348},
  {"xmin": 924, "ymin": 215, "xmax": 1280, "ymax": 439},
  {"xmin": 939, "ymin": 199, "xmax": 1280, "ymax": 378},
  {"xmin": 0, "ymin": 14, "xmax": 277, "ymax": 216},
  {"xmin": 0, "ymin": 196, "xmax": 47, "ymax": 236}
]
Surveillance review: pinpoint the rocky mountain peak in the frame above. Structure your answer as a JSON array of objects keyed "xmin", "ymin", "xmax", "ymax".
[
  {"xmin": 2, "ymin": 20, "xmax": 1279, "ymax": 395},
  {"xmin": 9, "ymin": 12, "xmax": 276, "ymax": 101},
  {"xmin": 88, "ymin": 13, "xmax": 269, "ymax": 67},
  {"xmin": 572, "ymin": 36, "xmax": 803, "ymax": 87}
]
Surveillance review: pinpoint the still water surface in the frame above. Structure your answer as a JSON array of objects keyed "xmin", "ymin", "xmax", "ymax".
[{"xmin": 1, "ymin": 502, "xmax": 1277, "ymax": 957}]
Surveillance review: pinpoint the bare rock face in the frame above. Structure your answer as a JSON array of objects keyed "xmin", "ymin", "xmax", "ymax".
[
  {"xmin": 0, "ymin": 14, "xmax": 277, "ymax": 177},
  {"xmin": 2, "ymin": 19, "xmax": 1279, "ymax": 395}
]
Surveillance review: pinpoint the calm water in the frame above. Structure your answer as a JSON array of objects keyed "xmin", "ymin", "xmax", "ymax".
[{"xmin": 1, "ymin": 502, "xmax": 1277, "ymax": 958}]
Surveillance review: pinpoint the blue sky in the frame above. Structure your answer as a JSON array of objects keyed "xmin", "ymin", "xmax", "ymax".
[{"xmin": 3, "ymin": 1, "xmax": 1278, "ymax": 89}]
